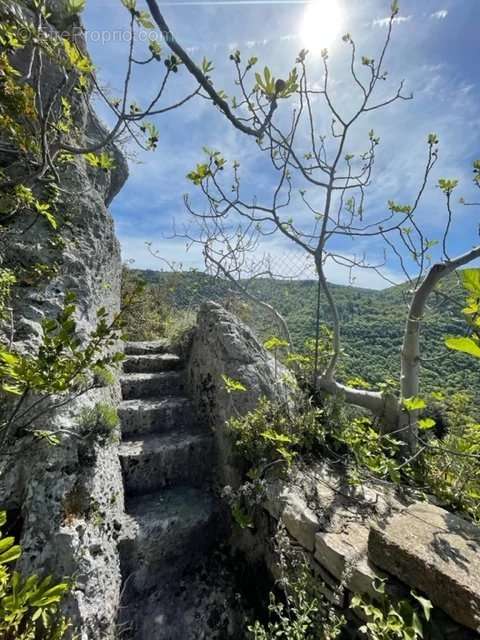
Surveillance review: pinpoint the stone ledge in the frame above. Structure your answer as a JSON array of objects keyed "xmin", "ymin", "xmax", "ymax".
[{"xmin": 368, "ymin": 502, "xmax": 480, "ymax": 633}]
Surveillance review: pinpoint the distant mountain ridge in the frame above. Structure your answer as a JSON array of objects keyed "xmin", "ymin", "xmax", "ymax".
[{"xmin": 135, "ymin": 269, "xmax": 480, "ymax": 397}]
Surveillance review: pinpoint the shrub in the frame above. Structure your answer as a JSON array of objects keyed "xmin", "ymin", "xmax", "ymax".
[
  {"xmin": 0, "ymin": 511, "xmax": 70, "ymax": 640},
  {"xmin": 351, "ymin": 579, "xmax": 433, "ymax": 640},
  {"xmin": 121, "ymin": 266, "xmax": 196, "ymax": 345},
  {"xmin": 227, "ymin": 397, "xmax": 325, "ymax": 470},
  {"xmin": 418, "ymin": 391, "xmax": 480, "ymax": 522},
  {"xmin": 247, "ymin": 565, "xmax": 345, "ymax": 640},
  {"xmin": 78, "ymin": 402, "xmax": 119, "ymax": 444}
]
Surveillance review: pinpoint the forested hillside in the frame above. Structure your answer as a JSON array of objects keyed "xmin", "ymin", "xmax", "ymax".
[{"xmin": 136, "ymin": 269, "xmax": 480, "ymax": 396}]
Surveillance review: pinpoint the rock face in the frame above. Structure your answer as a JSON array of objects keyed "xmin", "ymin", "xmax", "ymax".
[
  {"xmin": 0, "ymin": 2, "xmax": 128, "ymax": 638},
  {"xmin": 187, "ymin": 301, "xmax": 295, "ymax": 486},
  {"xmin": 369, "ymin": 503, "xmax": 480, "ymax": 633}
]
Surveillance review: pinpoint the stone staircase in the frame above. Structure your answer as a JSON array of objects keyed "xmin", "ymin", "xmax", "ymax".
[{"xmin": 118, "ymin": 341, "xmax": 245, "ymax": 639}]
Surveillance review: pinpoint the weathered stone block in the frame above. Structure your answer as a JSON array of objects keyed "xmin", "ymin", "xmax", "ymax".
[
  {"xmin": 282, "ymin": 494, "xmax": 320, "ymax": 552},
  {"xmin": 368, "ymin": 502, "xmax": 480, "ymax": 632},
  {"xmin": 314, "ymin": 523, "xmax": 383, "ymax": 598}
]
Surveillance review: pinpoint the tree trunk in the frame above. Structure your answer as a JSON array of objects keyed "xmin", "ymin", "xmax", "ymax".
[{"xmin": 321, "ymin": 247, "xmax": 480, "ymax": 455}]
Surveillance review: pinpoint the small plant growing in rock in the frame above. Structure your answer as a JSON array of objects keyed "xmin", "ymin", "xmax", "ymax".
[
  {"xmin": 351, "ymin": 579, "xmax": 433, "ymax": 640},
  {"xmin": 78, "ymin": 402, "xmax": 120, "ymax": 444},
  {"xmin": 263, "ymin": 336, "xmax": 289, "ymax": 379},
  {"xmin": 222, "ymin": 374, "xmax": 247, "ymax": 394},
  {"xmin": 247, "ymin": 568, "xmax": 345, "ymax": 640}
]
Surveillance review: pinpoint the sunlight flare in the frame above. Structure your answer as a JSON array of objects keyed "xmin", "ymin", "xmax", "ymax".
[{"xmin": 300, "ymin": 0, "xmax": 342, "ymax": 54}]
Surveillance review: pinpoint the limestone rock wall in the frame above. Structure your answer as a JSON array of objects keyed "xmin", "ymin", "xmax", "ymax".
[
  {"xmin": 0, "ymin": 2, "xmax": 128, "ymax": 638},
  {"xmin": 187, "ymin": 301, "xmax": 295, "ymax": 488}
]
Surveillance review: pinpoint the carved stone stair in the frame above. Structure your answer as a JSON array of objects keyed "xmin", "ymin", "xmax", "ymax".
[
  {"xmin": 118, "ymin": 341, "xmax": 243, "ymax": 639},
  {"xmin": 119, "ymin": 431, "xmax": 214, "ymax": 496},
  {"xmin": 120, "ymin": 487, "xmax": 220, "ymax": 593},
  {"xmin": 119, "ymin": 397, "xmax": 194, "ymax": 438},
  {"xmin": 123, "ymin": 353, "xmax": 182, "ymax": 374},
  {"xmin": 120, "ymin": 371, "xmax": 185, "ymax": 400}
]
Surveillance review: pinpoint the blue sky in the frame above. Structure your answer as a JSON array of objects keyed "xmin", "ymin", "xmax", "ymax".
[{"xmin": 82, "ymin": 0, "xmax": 480, "ymax": 288}]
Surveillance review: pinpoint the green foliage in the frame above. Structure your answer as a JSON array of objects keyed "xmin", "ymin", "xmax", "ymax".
[
  {"xmin": 149, "ymin": 39, "xmax": 162, "ymax": 60},
  {"xmin": 388, "ymin": 201, "xmax": 411, "ymax": 214},
  {"xmin": 84, "ymin": 152, "xmax": 116, "ymax": 172},
  {"xmin": 0, "ymin": 268, "xmax": 15, "ymax": 319},
  {"xmin": 445, "ymin": 336, "xmax": 480, "ymax": 358},
  {"xmin": 333, "ymin": 416, "xmax": 402, "ymax": 484},
  {"xmin": 0, "ymin": 512, "xmax": 70, "ymax": 639},
  {"xmin": 287, "ymin": 332, "xmax": 334, "ymax": 389},
  {"xmin": 419, "ymin": 391, "xmax": 480, "ymax": 521},
  {"xmin": 186, "ymin": 163, "xmax": 211, "ymax": 185},
  {"xmin": 437, "ymin": 178, "xmax": 458, "ymax": 195},
  {"xmin": 140, "ymin": 122, "xmax": 159, "ymax": 150},
  {"xmin": 227, "ymin": 397, "xmax": 325, "ymax": 470},
  {"xmin": 120, "ymin": 266, "xmax": 196, "ymax": 344},
  {"xmin": 62, "ymin": 37, "xmax": 94, "ymax": 77},
  {"xmin": 78, "ymin": 402, "xmax": 119, "ymax": 443},
  {"xmin": 120, "ymin": 0, "xmax": 155, "ymax": 28},
  {"xmin": 402, "ymin": 396, "xmax": 426, "ymax": 412},
  {"xmin": 66, "ymin": 0, "xmax": 86, "ymax": 15},
  {"xmin": 222, "ymin": 375, "xmax": 247, "ymax": 394},
  {"xmin": 228, "ymin": 398, "xmax": 297, "ymax": 468},
  {"xmin": 0, "ymin": 293, "xmax": 120, "ymax": 397},
  {"xmin": 351, "ymin": 579, "xmax": 432, "ymax": 640},
  {"xmin": 254, "ymin": 66, "xmax": 298, "ymax": 99},
  {"xmin": 247, "ymin": 571, "xmax": 345, "ymax": 640},
  {"xmin": 0, "ymin": 293, "xmax": 123, "ymax": 439},
  {"xmin": 263, "ymin": 336, "xmax": 289, "ymax": 351},
  {"xmin": 187, "ymin": 149, "xmax": 226, "ymax": 185},
  {"xmin": 445, "ymin": 268, "xmax": 480, "ymax": 359}
]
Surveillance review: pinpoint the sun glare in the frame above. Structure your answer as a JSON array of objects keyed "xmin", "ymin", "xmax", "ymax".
[{"xmin": 300, "ymin": 0, "xmax": 342, "ymax": 55}]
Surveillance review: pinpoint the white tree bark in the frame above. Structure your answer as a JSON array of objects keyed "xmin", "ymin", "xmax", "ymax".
[
  {"xmin": 319, "ymin": 246, "xmax": 480, "ymax": 455},
  {"xmin": 399, "ymin": 246, "xmax": 480, "ymax": 452}
]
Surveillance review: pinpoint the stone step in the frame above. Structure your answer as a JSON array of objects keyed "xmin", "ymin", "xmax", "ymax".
[
  {"xmin": 120, "ymin": 371, "xmax": 185, "ymax": 400},
  {"xmin": 123, "ymin": 353, "xmax": 182, "ymax": 374},
  {"xmin": 119, "ymin": 397, "xmax": 195, "ymax": 438},
  {"xmin": 119, "ymin": 431, "xmax": 214, "ymax": 496},
  {"xmin": 119, "ymin": 487, "xmax": 220, "ymax": 594},
  {"xmin": 124, "ymin": 340, "xmax": 172, "ymax": 356},
  {"xmin": 120, "ymin": 551, "xmax": 246, "ymax": 639}
]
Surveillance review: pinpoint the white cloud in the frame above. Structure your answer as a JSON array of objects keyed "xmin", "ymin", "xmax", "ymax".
[
  {"xmin": 430, "ymin": 10, "xmax": 448, "ymax": 20},
  {"xmin": 372, "ymin": 15, "xmax": 412, "ymax": 28}
]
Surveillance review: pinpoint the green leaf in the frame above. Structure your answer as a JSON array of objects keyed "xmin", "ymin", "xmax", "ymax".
[
  {"xmin": 0, "ymin": 543, "xmax": 22, "ymax": 564},
  {"xmin": 201, "ymin": 57, "xmax": 214, "ymax": 74},
  {"xmin": 136, "ymin": 10, "xmax": 155, "ymax": 29},
  {"xmin": 460, "ymin": 268, "xmax": 480, "ymax": 295},
  {"xmin": 222, "ymin": 374, "xmax": 247, "ymax": 393},
  {"xmin": 411, "ymin": 591, "xmax": 433, "ymax": 621},
  {"xmin": 84, "ymin": 152, "xmax": 116, "ymax": 171},
  {"xmin": 403, "ymin": 396, "xmax": 427, "ymax": 412},
  {"xmin": 445, "ymin": 336, "xmax": 480, "ymax": 358},
  {"xmin": 66, "ymin": 0, "xmax": 86, "ymax": 14},
  {"xmin": 0, "ymin": 536, "xmax": 16, "ymax": 554},
  {"xmin": 263, "ymin": 336, "xmax": 289, "ymax": 351},
  {"xmin": 260, "ymin": 430, "xmax": 293, "ymax": 444},
  {"xmin": 418, "ymin": 418, "xmax": 436, "ymax": 430},
  {"xmin": 121, "ymin": 0, "xmax": 137, "ymax": 11},
  {"xmin": 438, "ymin": 178, "xmax": 458, "ymax": 195}
]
